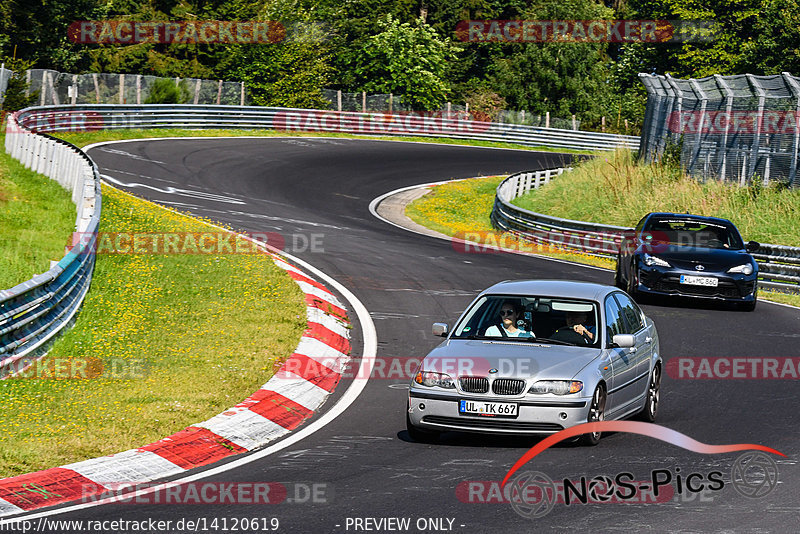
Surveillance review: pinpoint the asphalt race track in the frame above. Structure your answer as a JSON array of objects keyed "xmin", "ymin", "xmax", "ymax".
[{"xmin": 38, "ymin": 138, "xmax": 800, "ymax": 532}]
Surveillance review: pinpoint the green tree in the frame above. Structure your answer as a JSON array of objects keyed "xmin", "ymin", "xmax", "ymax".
[
  {"xmin": 226, "ymin": 42, "xmax": 332, "ymax": 109},
  {"xmin": 741, "ymin": 0, "xmax": 800, "ymax": 75},
  {"xmin": 1, "ymin": 58, "xmax": 39, "ymax": 111},
  {"xmin": 627, "ymin": 0, "xmax": 762, "ymax": 77},
  {"xmin": 353, "ymin": 15, "xmax": 459, "ymax": 110},
  {"xmin": 488, "ymin": 0, "xmax": 616, "ymax": 126}
]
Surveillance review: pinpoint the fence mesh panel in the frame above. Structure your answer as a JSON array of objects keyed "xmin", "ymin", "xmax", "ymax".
[
  {"xmin": 10, "ymin": 70, "xmax": 249, "ymax": 106},
  {"xmin": 639, "ymin": 73, "xmax": 800, "ymax": 187}
]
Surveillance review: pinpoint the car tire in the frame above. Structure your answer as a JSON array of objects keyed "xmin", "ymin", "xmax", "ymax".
[
  {"xmin": 406, "ymin": 402, "xmax": 439, "ymax": 443},
  {"xmin": 581, "ymin": 386, "xmax": 606, "ymax": 446},
  {"xmin": 637, "ymin": 365, "xmax": 661, "ymax": 423},
  {"xmin": 625, "ymin": 262, "xmax": 638, "ymax": 298},
  {"xmin": 739, "ymin": 289, "xmax": 757, "ymax": 312},
  {"xmin": 614, "ymin": 259, "xmax": 625, "ymax": 289}
]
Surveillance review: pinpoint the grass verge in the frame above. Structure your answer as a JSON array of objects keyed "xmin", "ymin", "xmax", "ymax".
[
  {"xmin": 0, "ymin": 185, "xmax": 306, "ymax": 477},
  {"xmin": 0, "ymin": 137, "xmax": 76, "ymax": 289},
  {"xmin": 53, "ymin": 128, "xmax": 591, "ymax": 155},
  {"xmin": 404, "ymin": 175, "xmax": 615, "ymax": 270}
]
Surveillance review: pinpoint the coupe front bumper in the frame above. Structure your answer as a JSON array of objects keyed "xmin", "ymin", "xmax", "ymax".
[{"xmin": 635, "ymin": 265, "xmax": 757, "ymax": 302}]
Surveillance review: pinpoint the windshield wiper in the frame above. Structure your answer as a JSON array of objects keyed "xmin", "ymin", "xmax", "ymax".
[{"xmin": 531, "ymin": 337, "xmax": 574, "ymax": 346}]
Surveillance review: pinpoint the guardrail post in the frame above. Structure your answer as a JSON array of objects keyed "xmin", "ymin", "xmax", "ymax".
[
  {"xmin": 92, "ymin": 73, "xmax": 100, "ymax": 103},
  {"xmin": 782, "ymin": 72, "xmax": 800, "ymax": 188}
]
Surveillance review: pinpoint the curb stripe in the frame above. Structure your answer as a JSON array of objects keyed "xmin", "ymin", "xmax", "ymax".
[
  {"xmin": 287, "ymin": 270, "xmax": 333, "ymax": 294},
  {"xmin": 277, "ymin": 354, "xmax": 341, "ymax": 392},
  {"xmin": 63, "ymin": 450, "xmax": 184, "ymax": 486},
  {"xmin": 304, "ymin": 322, "xmax": 350, "ymax": 354},
  {"xmin": 292, "ymin": 337, "xmax": 350, "ymax": 373},
  {"xmin": 139, "ymin": 427, "xmax": 247, "ymax": 470},
  {"xmin": 307, "ymin": 306, "xmax": 350, "ymax": 336},
  {"xmin": 295, "ymin": 281, "xmax": 345, "ymax": 309},
  {"xmin": 198, "ymin": 410, "xmax": 287, "ymax": 451},
  {"xmin": 305, "ymin": 294, "xmax": 347, "ymax": 319},
  {"xmin": 246, "ymin": 390, "xmax": 315, "ymax": 430},
  {"xmin": 0, "ymin": 499, "xmax": 23, "ymax": 515},
  {"xmin": 0, "ymin": 469, "xmax": 102, "ymax": 509},
  {"xmin": 264, "ymin": 372, "xmax": 331, "ymax": 411}
]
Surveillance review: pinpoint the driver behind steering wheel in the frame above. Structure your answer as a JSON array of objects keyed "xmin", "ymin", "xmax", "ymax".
[{"xmin": 557, "ymin": 311, "xmax": 595, "ymax": 343}]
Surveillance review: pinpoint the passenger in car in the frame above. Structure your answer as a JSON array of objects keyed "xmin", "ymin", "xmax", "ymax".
[{"xmin": 484, "ymin": 301, "xmax": 533, "ymax": 338}]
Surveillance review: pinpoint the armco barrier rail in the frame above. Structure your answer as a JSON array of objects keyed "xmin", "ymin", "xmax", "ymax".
[
  {"xmin": 15, "ymin": 104, "xmax": 638, "ymax": 152},
  {"xmin": 491, "ymin": 168, "xmax": 800, "ymax": 293},
  {"xmin": 1, "ymin": 112, "xmax": 101, "ymax": 370}
]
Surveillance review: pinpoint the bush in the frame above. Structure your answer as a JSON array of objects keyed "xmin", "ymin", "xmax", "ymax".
[{"xmin": 144, "ymin": 78, "xmax": 191, "ymax": 104}]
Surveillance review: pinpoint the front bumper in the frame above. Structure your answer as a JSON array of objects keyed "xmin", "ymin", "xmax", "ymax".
[
  {"xmin": 408, "ymin": 389, "xmax": 590, "ymax": 435},
  {"xmin": 636, "ymin": 265, "xmax": 757, "ymax": 301}
]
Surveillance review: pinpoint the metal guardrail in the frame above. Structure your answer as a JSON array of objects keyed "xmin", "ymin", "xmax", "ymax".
[
  {"xmin": 1, "ymin": 112, "xmax": 101, "ymax": 370},
  {"xmin": 15, "ymin": 104, "xmax": 639, "ymax": 152},
  {"xmin": 492, "ymin": 168, "xmax": 800, "ymax": 294}
]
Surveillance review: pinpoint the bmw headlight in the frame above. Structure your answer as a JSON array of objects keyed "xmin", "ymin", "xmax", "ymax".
[
  {"xmin": 414, "ymin": 371, "xmax": 456, "ymax": 389},
  {"xmin": 643, "ymin": 253, "xmax": 670, "ymax": 267},
  {"xmin": 727, "ymin": 263, "xmax": 754, "ymax": 275},
  {"xmin": 528, "ymin": 380, "xmax": 583, "ymax": 395}
]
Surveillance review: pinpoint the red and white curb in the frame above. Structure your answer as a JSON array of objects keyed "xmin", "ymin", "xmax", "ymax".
[{"xmin": 0, "ymin": 254, "xmax": 351, "ymax": 516}]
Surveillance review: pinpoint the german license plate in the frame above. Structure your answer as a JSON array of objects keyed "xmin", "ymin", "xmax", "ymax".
[
  {"xmin": 459, "ymin": 399, "xmax": 518, "ymax": 417},
  {"xmin": 680, "ymin": 275, "xmax": 718, "ymax": 287}
]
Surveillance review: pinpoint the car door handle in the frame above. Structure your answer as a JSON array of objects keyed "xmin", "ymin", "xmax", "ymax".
[
  {"xmin": 645, "ymin": 337, "xmax": 653, "ymax": 344},
  {"xmin": 628, "ymin": 347, "xmax": 637, "ymax": 353}
]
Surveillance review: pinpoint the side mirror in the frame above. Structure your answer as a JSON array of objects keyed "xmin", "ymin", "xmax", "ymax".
[
  {"xmin": 746, "ymin": 241, "xmax": 760, "ymax": 253},
  {"xmin": 612, "ymin": 334, "xmax": 636, "ymax": 348},
  {"xmin": 432, "ymin": 323, "xmax": 449, "ymax": 337}
]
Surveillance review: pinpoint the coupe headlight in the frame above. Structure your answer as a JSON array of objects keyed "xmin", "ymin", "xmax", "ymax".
[
  {"xmin": 727, "ymin": 263, "xmax": 754, "ymax": 275},
  {"xmin": 528, "ymin": 380, "xmax": 583, "ymax": 395},
  {"xmin": 643, "ymin": 253, "xmax": 670, "ymax": 267},
  {"xmin": 414, "ymin": 371, "xmax": 456, "ymax": 389}
]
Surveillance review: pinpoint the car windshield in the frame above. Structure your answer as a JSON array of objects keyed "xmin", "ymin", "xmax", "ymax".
[
  {"xmin": 643, "ymin": 218, "xmax": 744, "ymax": 250},
  {"xmin": 451, "ymin": 295, "xmax": 600, "ymax": 347}
]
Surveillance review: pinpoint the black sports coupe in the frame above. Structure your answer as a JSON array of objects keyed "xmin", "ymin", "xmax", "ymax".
[{"xmin": 615, "ymin": 212, "xmax": 759, "ymax": 311}]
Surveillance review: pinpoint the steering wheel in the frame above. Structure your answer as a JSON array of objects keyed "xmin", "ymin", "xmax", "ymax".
[{"xmin": 551, "ymin": 327, "xmax": 591, "ymax": 345}]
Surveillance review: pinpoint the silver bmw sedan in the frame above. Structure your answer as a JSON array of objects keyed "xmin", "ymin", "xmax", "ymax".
[{"xmin": 406, "ymin": 280, "xmax": 662, "ymax": 446}]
